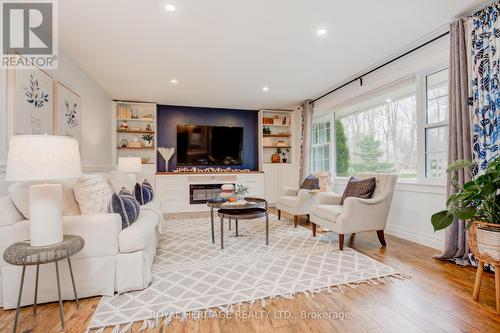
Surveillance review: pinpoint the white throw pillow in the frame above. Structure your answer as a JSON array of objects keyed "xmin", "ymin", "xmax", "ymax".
[
  {"xmin": 8, "ymin": 180, "xmax": 81, "ymax": 219},
  {"xmin": 74, "ymin": 174, "xmax": 113, "ymax": 214},
  {"xmin": 109, "ymin": 171, "xmax": 136, "ymax": 193},
  {"xmin": 0, "ymin": 196, "xmax": 24, "ymax": 226}
]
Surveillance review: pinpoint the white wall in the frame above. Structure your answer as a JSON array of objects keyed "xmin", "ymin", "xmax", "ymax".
[
  {"xmin": 0, "ymin": 51, "xmax": 113, "ymax": 195},
  {"xmin": 315, "ymin": 37, "xmax": 449, "ymax": 250}
]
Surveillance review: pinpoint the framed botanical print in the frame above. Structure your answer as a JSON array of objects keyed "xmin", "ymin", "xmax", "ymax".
[
  {"xmin": 8, "ymin": 64, "xmax": 54, "ymax": 136},
  {"xmin": 54, "ymin": 82, "xmax": 81, "ymax": 141}
]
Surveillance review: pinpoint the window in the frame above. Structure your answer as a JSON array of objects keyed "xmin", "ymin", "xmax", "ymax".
[
  {"xmin": 425, "ymin": 69, "xmax": 449, "ymax": 178},
  {"xmin": 335, "ymin": 79, "xmax": 417, "ymax": 178},
  {"xmin": 311, "ymin": 116, "xmax": 331, "ymax": 172}
]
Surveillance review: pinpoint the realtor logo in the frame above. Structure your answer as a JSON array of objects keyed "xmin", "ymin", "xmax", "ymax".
[{"xmin": 1, "ymin": 0, "xmax": 58, "ymax": 68}]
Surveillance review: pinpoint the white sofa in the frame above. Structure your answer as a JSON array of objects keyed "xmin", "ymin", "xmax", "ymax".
[
  {"xmin": 0, "ymin": 181, "xmax": 162, "ymax": 310},
  {"xmin": 310, "ymin": 174, "xmax": 397, "ymax": 250}
]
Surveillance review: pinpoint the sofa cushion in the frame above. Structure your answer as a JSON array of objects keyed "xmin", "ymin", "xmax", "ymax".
[
  {"xmin": 300, "ymin": 175, "xmax": 320, "ymax": 190},
  {"xmin": 134, "ymin": 179, "xmax": 154, "ymax": 205},
  {"xmin": 109, "ymin": 171, "xmax": 135, "ymax": 193},
  {"xmin": 74, "ymin": 174, "xmax": 113, "ymax": 214},
  {"xmin": 312, "ymin": 204, "xmax": 344, "ymax": 222},
  {"xmin": 8, "ymin": 180, "xmax": 81, "ymax": 219},
  {"xmin": 109, "ymin": 188, "xmax": 140, "ymax": 229},
  {"xmin": 119, "ymin": 210, "xmax": 159, "ymax": 253},
  {"xmin": 277, "ymin": 195, "xmax": 298, "ymax": 208},
  {"xmin": 341, "ymin": 176, "xmax": 376, "ymax": 204},
  {"xmin": 0, "ymin": 196, "xmax": 24, "ymax": 226}
]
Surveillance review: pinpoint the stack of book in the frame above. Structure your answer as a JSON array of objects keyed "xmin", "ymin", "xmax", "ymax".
[{"xmin": 117, "ymin": 106, "xmax": 132, "ymax": 119}]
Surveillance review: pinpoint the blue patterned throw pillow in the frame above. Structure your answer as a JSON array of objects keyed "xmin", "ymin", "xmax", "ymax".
[
  {"xmin": 134, "ymin": 179, "xmax": 154, "ymax": 205},
  {"xmin": 109, "ymin": 188, "xmax": 140, "ymax": 229}
]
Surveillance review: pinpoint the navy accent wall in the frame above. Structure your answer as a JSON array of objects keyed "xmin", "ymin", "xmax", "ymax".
[{"xmin": 157, "ymin": 105, "xmax": 258, "ymax": 171}]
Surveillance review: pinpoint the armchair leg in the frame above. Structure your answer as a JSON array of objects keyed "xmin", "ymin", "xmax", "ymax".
[
  {"xmin": 339, "ymin": 234, "xmax": 344, "ymax": 251},
  {"xmin": 377, "ymin": 230, "xmax": 386, "ymax": 247},
  {"xmin": 277, "ymin": 209, "xmax": 281, "ymax": 220},
  {"xmin": 312, "ymin": 223, "xmax": 317, "ymax": 237},
  {"xmin": 293, "ymin": 215, "xmax": 298, "ymax": 228}
]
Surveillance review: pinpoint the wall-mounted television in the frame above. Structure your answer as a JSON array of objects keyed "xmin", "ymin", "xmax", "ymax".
[{"xmin": 176, "ymin": 125, "xmax": 243, "ymax": 165}]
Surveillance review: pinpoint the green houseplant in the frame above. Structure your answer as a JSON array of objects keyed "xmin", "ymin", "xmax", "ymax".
[
  {"xmin": 431, "ymin": 159, "xmax": 500, "ymax": 231},
  {"xmin": 432, "ymin": 158, "xmax": 500, "ymax": 262}
]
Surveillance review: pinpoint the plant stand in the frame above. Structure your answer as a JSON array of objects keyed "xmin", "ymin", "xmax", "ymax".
[{"xmin": 469, "ymin": 221, "xmax": 500, "ymax": 313}]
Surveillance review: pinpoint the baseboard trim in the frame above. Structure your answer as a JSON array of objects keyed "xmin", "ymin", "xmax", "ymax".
[{"xmin": 385, "ymin": 224, "xmax": 444, "ymax": 250}]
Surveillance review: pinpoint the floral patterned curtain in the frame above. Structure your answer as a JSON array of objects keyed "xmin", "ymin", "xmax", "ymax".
[{"xmin": 470, "ymin": 2, "xmax": 500, "ymax": 174}]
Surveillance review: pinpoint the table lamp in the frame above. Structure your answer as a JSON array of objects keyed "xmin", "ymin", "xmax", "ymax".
[
  {"xmin": 6, "ymin": 135, "xmax": 82, "ymax": 246},
  {"xmin": 118, "ymin": 156, "xmax": 142, "ymax": 183}
]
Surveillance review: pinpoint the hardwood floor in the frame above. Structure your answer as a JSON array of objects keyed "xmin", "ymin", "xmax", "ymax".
[{"xmin": 1, "ymin": 210, "xmax": 499, "ymax": 333}]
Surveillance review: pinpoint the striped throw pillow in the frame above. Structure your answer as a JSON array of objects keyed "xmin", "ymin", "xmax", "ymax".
[
  {"xmin": 109, "ymin": 188, "xmax": 140, "ymax": 229},
  {"xmin": 134, "ymin": 179, "xmax": 154, "ymax": 205}
]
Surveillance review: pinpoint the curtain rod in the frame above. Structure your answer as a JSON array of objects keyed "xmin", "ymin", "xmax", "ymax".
[{"xmin": 310, "ymin": 30, "xmax": 450, "ymax": 104}]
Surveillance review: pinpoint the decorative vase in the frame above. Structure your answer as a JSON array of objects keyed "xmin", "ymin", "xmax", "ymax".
[
  {"xmin": 219, "ymin": 184, "xmax": 234, "ymax": 200},
  {"xmin": 282, "ymin": 158, "xmax": 287, "ymax": 163},
  {"xmin": 144, "ymin": 141, "xmax": 153, "ymax": 147},
  {"xmin": 271, "ymin": 154, "xmax": 281, "ymax": 163},
  {"xmin": 469, "ymin": 221, "xmax": 500, "ymax": 262},
  {"xmin": 31, "ymin": 113, "xmax": 42, "ymax": 134},
  {"xmin": 120, "ymin": 138, "xmax": 129, "ymax": 148}
]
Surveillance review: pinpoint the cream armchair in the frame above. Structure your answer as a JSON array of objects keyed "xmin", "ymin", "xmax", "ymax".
[
  {"xmin": 276, "ymin": 172, "xmax": 334, "ymax": 227},
  {"xmin": 310, "ymin": 174, "xmax": 397, "ymax": 250}
]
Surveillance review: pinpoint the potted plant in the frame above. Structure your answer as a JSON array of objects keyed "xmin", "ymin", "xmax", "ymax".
[
  {"xmin": 278, "ymin": 147, "xmax": 289, "ymax": 163},
  {"xmin": 141, "ymin": 133, "xmax": 155, "ymax": 147},
  {"xmin": 234, "ymin": 184, "xmax": 249, "ymax": 201},
  {"xmin": 431, "ymin": 158, "xmax": 500, "ymax": 261}
]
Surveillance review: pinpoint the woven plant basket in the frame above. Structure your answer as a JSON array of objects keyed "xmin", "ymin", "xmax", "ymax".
[{"xmin": 469, "ymin": 221, "xmax": 500, "ymax": 263}]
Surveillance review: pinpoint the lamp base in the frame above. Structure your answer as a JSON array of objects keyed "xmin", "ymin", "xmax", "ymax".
[{"xmin": 29, "ymin": 184, "xmax": 63, "ymax": 246}]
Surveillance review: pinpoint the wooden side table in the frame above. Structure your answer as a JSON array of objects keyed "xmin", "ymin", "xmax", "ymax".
[{"xmin": 3, "ymin": 235, "xmax": 85, "ymax": 333}]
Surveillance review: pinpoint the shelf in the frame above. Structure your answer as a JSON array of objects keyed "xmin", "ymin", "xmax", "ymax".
[
  {"xmin": 263, "ymin": 134, "xmax": 290, "ymax": 137},
  {"xmin": 117, "ymin": 118, "xmax": 155, "ymax": 122},
  {"xmin": 262, "ymin": 124, "xmax": 290, "ymax": 127},
  {"xmin": 263, "ymin": 146, "xmax": 292, "ymax": 148},
  {"xmin": 117, "ymin": 130, "xmax": 155, "ymax": 134},
  {"xmin": 117, "ymin": 147, "xmax": 155, "ymax": 150}
]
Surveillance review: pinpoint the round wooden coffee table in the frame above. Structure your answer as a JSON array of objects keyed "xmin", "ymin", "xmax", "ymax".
[{"xmin": 208, "ymin": 197, "xmax": 269, "ymax": 249}]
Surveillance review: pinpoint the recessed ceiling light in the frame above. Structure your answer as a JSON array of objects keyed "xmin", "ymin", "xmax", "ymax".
[
  {"xmin": 385, "ymin": 99, "xmax": 392, "ymax": 103},
  {"xmin": 165, "ymin": 4, "xmax": 176, "ymax": 12},
  {"xmin": 170, "ymin": 79, "xmax": 178, "ymax": 85},
  {"xmin": 316, "ymin": 29, "xmax": 327, "ymax": 36},
  {"xmin": 262, "ymin": 86, "xmax": 269, "ymax": 92}
]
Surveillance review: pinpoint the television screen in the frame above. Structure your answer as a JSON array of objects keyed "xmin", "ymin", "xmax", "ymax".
[{"xmin": 176, "ymin": 125, "xmax": 243, "ymax": 165}]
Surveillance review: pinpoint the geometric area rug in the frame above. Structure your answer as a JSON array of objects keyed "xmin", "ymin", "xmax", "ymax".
[{"xmin": 88, "ymin": 214, "xmax": 402, "ymax": 331}]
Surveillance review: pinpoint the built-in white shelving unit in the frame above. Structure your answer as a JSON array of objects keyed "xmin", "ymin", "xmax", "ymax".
[{"xmin": 111, "ymin": 101, "xmax": 157, "ymax": 186}]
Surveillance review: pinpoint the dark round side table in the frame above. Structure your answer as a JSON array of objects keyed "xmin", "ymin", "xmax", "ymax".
[{"xmin": 3, "ymin": 235, "xmax": 85, "ymax": 333}]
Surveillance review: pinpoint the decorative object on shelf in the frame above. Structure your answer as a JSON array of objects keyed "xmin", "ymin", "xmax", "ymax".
[
  {"xmin": 219, "ymin": 184, "xmax": 234, "ymax": 200},
  {"xmin": 273, "ymin": 115, "xmax": 281, "ymax": 125},
  {"xmin": 141, "ymin": 133, "xmax": 155, "ymax": 147},
  {"xmin": 120, "ymin": 121, "xmax": 129, "ymax": 130},
  {"xmin": 120, "ymin": 138, "xmax": 129, "ymax": 148},
  {"xmin": 234, "ymin": 184, "xmax": 249, "ymax": 201},
  {"xmin": 118, "ymin": 156, "xmax": 142, "ymax": 184},
  {"xmin": 263, "ymin": 126, "xmax": 271, "ymax": 135},
  {"xmin": 271, "ymin": 152, "xmax": 281, "ymax": 163},
  {"xmin": 128, "ymin": 137, "xmax": 141, "ymax": 148},
  {"xmin": 142, "ymin": 113, "xmax": 154, "ymax": 120},
  {"xmin": 278, "ymin": 147, "xmax": 289, "ymax": 163},
  {"xmin": 55, "ymin": 82, "xmax": 81, "ymax": 142},
  {"xmin": 276, "ymin": 140, "xmax": 288, "ymax": 147},
  {"xmin": 5, "ymin": 135, "xmax": 82, "ymax": 246},
  {"xmin": 171, "ymin": 167, "xmax": 252, "ymax": 173},
  {"xmin": 117, "ymin": 105, "xmax": 132, "ymax": 119},
  {"xmin": 263, "ymin": 117, "xmax": 274, "ymax": 125},
  {"xmin": 9, "ymin": 64, "xmax": 54, "ymax": 135},
  {"xmin": 145, "ymin": 124, "xmax": 153, "ymax": 132},
  {"xmin": 131, "ymin": 110, "xmax": 138, "ymax": 119},
  {"xmin": 158, "ymin": 146, "xmax": 175, "ymax": 168},
  {"xmin": 282, "ymin": 116, "xmax": 288, "ymax": 125},
  {"xmin": 141, "ymin": 157, "xmax": 151, "ymax": 164},
  {"xmin": 129, "ymin": 127, "xmax": 141, "ymax": 131}
]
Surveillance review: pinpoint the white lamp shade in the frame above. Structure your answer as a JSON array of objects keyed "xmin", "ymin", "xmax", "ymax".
[
  {"xmin": 6, "ymin": 135, "xmax": 82, "ymax": 182},
  {"xmin": 118, "ymin": 156, "xmax": 142, "ymax": 173}
]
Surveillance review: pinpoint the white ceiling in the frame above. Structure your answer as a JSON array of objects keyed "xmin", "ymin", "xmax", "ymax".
[{"xmin": 59, "ymin": 0, "xmax": 483, "ymax": 109}]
